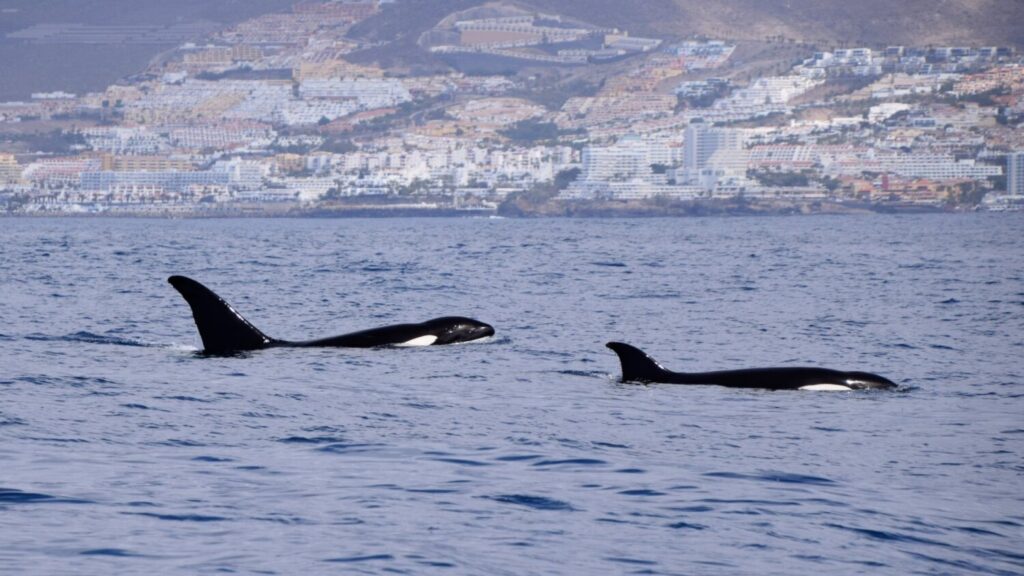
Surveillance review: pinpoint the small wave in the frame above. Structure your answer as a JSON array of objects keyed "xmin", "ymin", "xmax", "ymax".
[
  {"xmin": 405, "ymin": 402, "xmax": 440, "ymax": 410},
  {"xmin": 702, "ymin": 471, "xmax": 838, "ymax": 486},
  {"xmin": 22, "ymin": 436, "xmax": 90, "ymax": 444},
  {"xmin": 592, "ymin": 441, "xmax": 629, "ymax": 449},
  {"xmin": 25, "ymin": 331, "xmax": 151, "ymax": 347},
  {"xmin": 251, "ymin": 514, "xmax": 312, "ymax": 525},
  {"xmin": 591, "ymin": 261, "xmax": 627, "ymax": 268},
  {"xmin": 241, "ymin": 411, "xmax": 287, "ymax": 419},
  {"xmin": 604, "ymin": 556, "xmax": 657, "ymax": 566},
  {"xmin": 80, "ymin": 548, "xmax": 142, "ymax": 557},
  {"xmin": 126, "ymin": 512, "xmax": 228, "ymax": 522},
  {"xmin": 954, "ymin": 525, "xmax": 1005, "ymax": 537},
  {"xmin": 493, "ymin": 454, "xmax": 542, "ymax": 462},
  {"xmin": 667, "ymin": 521, "xmax": 707, "ymax": 530},
  {"xmin": 154, "ymin": 395, "xmax": 214, "ymax": 403},
  {"xmin": 316, "ymin": 442, "xmax": 383, "ymax": 454},
  {"xmin": 404, "ymin": 487, "xmax": 460, "ymax": 494},
  {"xmin": 486, "ymin": 494, "xmax": 575, "ymax": 511},
  {"xmin": 430, "ymin": 457, "xmax": 492, "ymax": 467},
  {"xmin": 0, "ymin": 415, "xmax": 27, "ymax": 426},
  {"xmin": 15, "ymin": 375, "xmax": 118, "ymax": 389},
  {"xmin": 884, "ymin": 342, "xmax": 918, "ymax": 350},
  {"xmin": 618, "ymin": 489, "xmax": 665, "ymax": 497},
  {"xmin": 413, "ymin": 559, "xmax": 457, "ymax": 568},
  {"xmin": 150, "ymin": 439, "xmax": 205, "ymax": 447},
  {"xmin": 0, "ymin": 488, "xmax": 92, "ymax": 505},
  {"xmin": 324, "ymin": 554, "xmax": 394, "ymax": 563},
  {"xmin": 532, "ymin": 458, "xmax": 607, "ymax": 467},
  {"xmin": 825, "ymin": 523, "xmax": 949, "ymax": 547},
  {"xmin": 167, "ymin": 343, "xmax": 200, "ymax": 352},
  {"xmin": 120, "ymin": 403, "xmax": 167, "ymax": 412},
  {"xmin": 669, "ymin": 505, "xmax": 714, "ymax": 513},
  {"xmin": 555, "ymin": 369, "xmax": 606, "ymax": 378},
  {"xmin": 699, "ymin": 498, "xmax": 801, "ymax": 507},
  {"xmin": 278, "ymin": 435, "xmax": 348, "ymax": 444}
]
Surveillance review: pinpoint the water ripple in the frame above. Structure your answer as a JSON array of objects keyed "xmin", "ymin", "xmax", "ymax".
[
  {"xmin": 702, "ymin": 471, "xmax": 838, "ymax": 486},
  {"xmin": 486, "ymin": 494, "xmax": 575, "ymax": 511},
  {"xmin": 0, "ymin": 488, "xmax": 92, "ymax": 505}
]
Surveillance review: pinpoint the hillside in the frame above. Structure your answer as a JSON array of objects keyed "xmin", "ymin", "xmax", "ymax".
[
  {"xmin": 661, "ymin": 0, "xmax": 1024, "ymax": 49},
  {"xmin": 2, "ymin": 0, "xmax": 1022, "ymax": 101},
  {"xmin": 531, "ymin": 0, "xmax": 1024, "ymax": 48},
  {"xmin": 347, "ymin": 0, "xmax": 1024, "ymax": 71},
  {"xmin": 0, "ymin": 0, "xmax": 294, "ymax": 100}
]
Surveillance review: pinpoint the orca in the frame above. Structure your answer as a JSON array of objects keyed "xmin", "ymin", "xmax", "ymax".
[
  {"xmin": 606, "ymin": 342, "xmax": 896, "ymax": 391},
  {"xmin": 168, "ymin": 275, "xmax": 494, "ymax": 355}
]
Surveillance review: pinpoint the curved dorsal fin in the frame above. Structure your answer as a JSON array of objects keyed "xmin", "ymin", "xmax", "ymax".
[
  {"xmin": 168, "ymin": 276, "xmax": 274, "ymax": 354},
  {"xmin": 606, "ymin": 342, "xmax": 674, "ymax": 383}
]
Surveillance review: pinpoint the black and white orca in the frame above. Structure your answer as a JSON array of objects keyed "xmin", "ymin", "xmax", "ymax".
[
  {"xmin": 606, "ymin": 342, "xmax": 897, "ymax": 391},
  {"xmin": 168, "ymin": 275, "xmax": 494, "ymax": 355}
]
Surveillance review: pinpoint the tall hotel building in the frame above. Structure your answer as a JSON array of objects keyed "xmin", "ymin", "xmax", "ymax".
[{"xmin": 1008, "ymin": 152, "xmax": 1024, "ymax": 196}]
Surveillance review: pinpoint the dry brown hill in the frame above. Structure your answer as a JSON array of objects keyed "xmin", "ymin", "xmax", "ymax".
[
  {"xmin": 2, "ymin": 0, "xmax": 1021, "ymax": 100},
  {"xmin": 522, "ymin": 0, "xmax": 1024, "ymax": 48},
  {"xmin": 662, "ymin": 0, "xmax": 1024, "ymax": 48},
  {"xmin": 346, "ymin": 0, "xmax": 1024, "ymax": 71}
]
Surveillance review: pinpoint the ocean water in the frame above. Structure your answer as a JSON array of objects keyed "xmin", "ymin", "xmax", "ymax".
[{"xmin": 0, "ymin": 215, "xmax": 1022, "ymax": 575}]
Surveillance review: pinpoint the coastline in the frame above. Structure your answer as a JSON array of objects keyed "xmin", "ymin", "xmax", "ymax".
[{"xmin": 0, "ymin": 198, "xmax": 971, "ymax": 218}]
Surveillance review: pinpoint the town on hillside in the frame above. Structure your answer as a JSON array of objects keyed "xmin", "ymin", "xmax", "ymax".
[{"xmin": 1, "ymin": 0, "xmax": 1023, "ymax": 216}]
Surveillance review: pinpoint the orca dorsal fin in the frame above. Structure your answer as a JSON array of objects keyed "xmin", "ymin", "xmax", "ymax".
[
  {"xmin": 606, "ymin": 342, "xmax": 674, "ymax": 383},
  {"xmin": 168, "ymin": 276, "xmax": 274, "ymax": 354}
]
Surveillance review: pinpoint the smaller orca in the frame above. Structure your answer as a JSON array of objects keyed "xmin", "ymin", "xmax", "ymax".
[
  {"xmin": 168, "ymin": 275, "xmax": 494, "ymax": 355},
  {"xmin": 606, "ymin": 342, "xmax": 896, "ymax": 391}
]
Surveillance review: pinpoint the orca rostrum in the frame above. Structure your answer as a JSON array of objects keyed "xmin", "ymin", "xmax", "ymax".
[
  {"xmin": 606, "ymin": 342, "xmax": 897, "ymax": 391},
  {"xmin": 168, "ymin": 275, "xmax": 494, "ymax": 355}
]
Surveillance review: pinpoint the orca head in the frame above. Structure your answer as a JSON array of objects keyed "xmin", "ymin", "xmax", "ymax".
[
  {"xmin": 844, "ymin": 371, "xmax": 898, "ymax": 390},
  {"xmin": 422, "ymin": 316, "xmax": 495, "ymax": 344}
]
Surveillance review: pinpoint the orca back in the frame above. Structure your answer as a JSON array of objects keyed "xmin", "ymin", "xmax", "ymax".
[{"xmin": 168, "ymin": 276, "xmax": 274, "ymax": 354}]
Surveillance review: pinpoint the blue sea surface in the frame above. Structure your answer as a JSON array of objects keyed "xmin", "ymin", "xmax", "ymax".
[{"xmin": 0, "ymin": 215, "xmax": 1022, "ymax": 575}]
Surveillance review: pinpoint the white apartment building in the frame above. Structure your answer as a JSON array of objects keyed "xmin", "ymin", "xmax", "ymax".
[
  {"xmin": 276, "ymin": 99, "xmax": 359, "ymax": 125},
  {"xmin": 1008, "ymin": 152, "xmax": 1024, "ymax": 195},
  {"xmin": 211, "ymin": 158, "xmax": 269, "ymax": 190},
  {"xmin": 560, "ymin": 180, "xmax": 703, "ymax": 201},
  {"xmin": 83, "ymin": 127, "xmax": 168, "ymax": 155},
  {"xmin": 0, "ymin": 154, "xmax": 23, "ymax": 185},
  {"xmin": 22, "ymin": 157, "xmax": 102, "ymax": 187},
  {"xmin": 299, "ymin": 78, "xmax": 412, "ymax": 109},
  {"xmin": 168, "ymin": 124, "xmax": 276, "ymax": 150},
  {"xmin": 682, "ymin": 124, "xmax": 747, "ymax": 190},
  {"xmin": 580, "ymin": 137, "xmax": 675, "ymax": 182},
  {"xmin": 828, "ymin": 153, "xmax": 1002, "ymax": 180}
]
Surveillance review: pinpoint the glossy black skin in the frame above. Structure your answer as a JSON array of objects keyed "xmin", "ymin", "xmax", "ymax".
[
  {"xmin": 168, "ymin": 276, "xmax": 494, "ymax": 355},
  {"xmin": 606, "ymin": 342, "xmax": 897, "ymax": 391}
]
